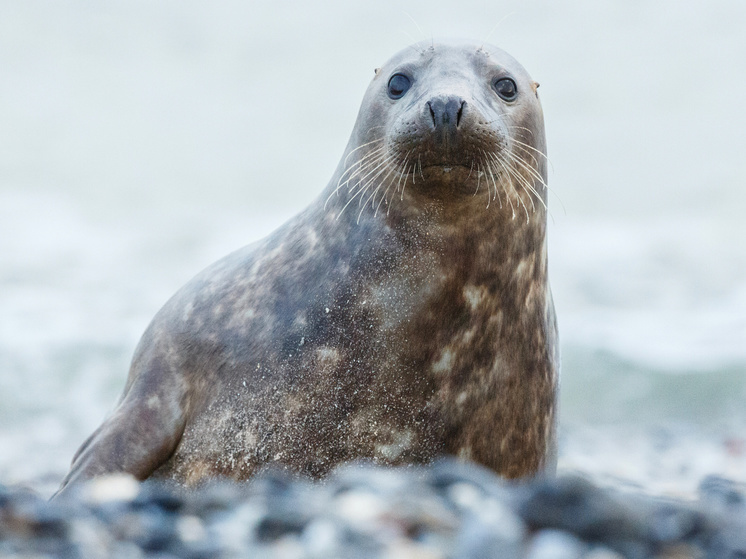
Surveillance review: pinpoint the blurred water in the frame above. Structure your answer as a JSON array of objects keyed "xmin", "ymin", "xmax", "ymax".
[{"xmin": 1, "ymin": 1, "xmax": 744, "ymax": 493}]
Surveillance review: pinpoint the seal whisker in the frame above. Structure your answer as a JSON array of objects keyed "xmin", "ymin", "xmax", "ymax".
[
  {"xmin": 474, "ymin": 163, "xmax": 482, "ymax": 196},
  {"xmin": 341, "ymin": 143, "xmax": 386, "ymax": 171},
  {"xmin": 481, "ymin": 152, "xmax": 496, "ymax": 207},
  {"xmin": 347, "ymin": 155, "xmax": 397, "ymax": 210},
  {"xmin": 359, "ymin": 183, "xmax": 384, "ymax": 222},
  {"xmin": 400, "ymin": 30, "xmax": 426, "ymax": 55},
  {"xmin": 503, "ymin": 165, "xmax": 529, "ymax": 222},
  {"xmin": 489, "ymin": 153, "xmax": 519, "ymax": 218},
  {"xmin": 506, "ymin": 145, "xmax": 563, "ymax": 215},
  {"xmin": 338, "ymin": 182, "xmax": 373, "ymax": 218},
  {"xmin": 510, "ymin": 137, "xmax": 548, "ymax": 161},
  {"xmin": 504, "ymin": 152, "xmax": 549, "ymax": 211},
  {"xmin": 508, "ymin": 125, "xmax": 535, "ymax": 137},
  {"xmin": 326, "ymin": 149, "xmax": 389, "ymax": 209},
  {"xmin": 402, "ymin": 11, "xmax": 428, "ymax": 44},
  {"xmin": 400, "ymin": 162, "xmax": 413, "ymax": 200},
  {"xmin": 481, "ymin": 150, "xmax": 503, "ymax": 209},
  {"xmin": 485, "ymin": 161, "xmax": 499, "ymax": 208},
  {"xmin": 509, "ymin": 129, "xmax": 556, "ymax": 173},
  {"xmin": 350, "ymin": 152, "xmax": 401, "ymax": 209},
  {"xmin": 343, "ymin": 137, "xmax": 385, "ymax": 166},
  {"xmin": 343, "ymin": 151, "xmax": 394, "ymax": 198},
  {"xmin": 511, "ymin": 143, "xmax": 540, "ymax": 169},
  {"xmin": 496, "ymin": 158, "xmax": 519, "ymax": 218},
  {"xmin": 346, "ymin": 154, "xmax": 388, "ymax": 192},
  {"xmin": 506, "ymin": 149, "xmax": 548, "ymax": 190},
  {"xmin": 505, "ymin": 153, "xmax": 544, "ymax": 194},
  {"xmin": 376, "ymin": 172, "xmax": 397, "ymax": 217},
  {"xmin": 380, "ymin": 150, "xmax": 412, "ymax": 213},
  {"xmin": 477, "ymin": 157, "xmax": 490, "ymax": 208},
  {"xmin": 332, "ymin": 153, "xmax": 387, "ymax": 204},
  {"xmin": 495, "ymin": 154, "xmax": 534, "ymax": 223},
  {"xmin": 375, "ymin": 165, "xmax": 398, "ymax": 215},
  {"xmin": 334, "ymin": 153, "xmax": 396, "ymax": 217},
  {"xmin": 485, "ymin": 167, "xmax": 492, "ymax": 208},
  {"xmin": 495, "ymin": 153, "xmax": 531, "ymax": 203},
  {"xmin": 396, "ymin": 150, "xmax": 412, "ymax": 195},
  {"xmin": 338, "ymin": 145, "xmax": 386, "ymax": 187},
  {"xmin": 512, "ymin": 141, "xmax": 555, "ymax": 176},
  {"xmin": 379, "ymin": 156, "xmax": 409, "ymax": 217},
  {"xmin": 485, "ymin": 174, "xmax": 491, "ymax": 208},
  {"xmin": 480, "ymin": 12, "xmax": 515, "ymax": 50},
  {"xmin": 364, "ymin": 158, "xmax": 401, "ymax": 220}
]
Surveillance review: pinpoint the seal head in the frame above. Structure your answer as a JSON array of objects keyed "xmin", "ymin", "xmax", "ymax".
[
  {"xmin": 339, "ymin": 42, "xmax": 545, "ymax": 214},
  {"xmin": 55, "ymin": 41, "xmax": 558, "ymax": 496}
]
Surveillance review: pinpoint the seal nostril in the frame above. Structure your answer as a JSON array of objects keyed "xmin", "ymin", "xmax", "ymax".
[
  {"xmin": 428, "ymin": 101, "xmax": 436, "ymax": 126},
  {"xmin": 457, "ymin": 101, "xmax": 466, "ymax": 127}
]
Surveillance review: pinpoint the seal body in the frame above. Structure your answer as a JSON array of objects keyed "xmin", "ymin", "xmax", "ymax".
[{"xmin": 57, "ymin": 41, "xmax": 559, "ymax": 495}]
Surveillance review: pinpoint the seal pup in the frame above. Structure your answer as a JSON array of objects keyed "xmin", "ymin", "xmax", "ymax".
[{"xmin": 56, "ymin": 40, "xmax": 559, "ymax": 496}]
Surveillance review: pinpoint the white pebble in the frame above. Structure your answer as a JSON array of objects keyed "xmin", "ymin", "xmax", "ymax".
[
  {"xmin": 177, "ymin": 515, "xmax": 207, "ymax": 543},
  {"xmin": 84, "ymin": 474, "xmax": 139, "ymax": 504}
]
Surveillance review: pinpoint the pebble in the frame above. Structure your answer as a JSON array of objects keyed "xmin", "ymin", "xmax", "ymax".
[
  {"xmin": 0, "ymin": 459, "xmax": 744, "ymax": 558},
  {"xmin": 85, "ymin": 473, "xmax": 141, "ymax": 504},
  {"xmin": 525, "ymin": 529, "xmax": 587, "ymax": 559}
]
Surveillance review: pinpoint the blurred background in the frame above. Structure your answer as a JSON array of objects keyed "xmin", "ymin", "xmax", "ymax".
[{"xmin": 1, "ymin": 0, "xmax": 744, "ymax": 497}]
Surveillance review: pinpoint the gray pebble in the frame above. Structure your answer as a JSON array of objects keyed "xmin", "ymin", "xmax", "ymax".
[
  {"xmin": 525, "ymin": 529, "xmax": 587, "ymax": 559},
  {"xmin": 455, "ymin": 499, "xmax": 525, "ymax": 559}
]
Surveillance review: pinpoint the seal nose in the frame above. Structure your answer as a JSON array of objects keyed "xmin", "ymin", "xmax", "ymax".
[{"xmin": 427, "ymin": 96, "xmax": 466, "ymax": 135}]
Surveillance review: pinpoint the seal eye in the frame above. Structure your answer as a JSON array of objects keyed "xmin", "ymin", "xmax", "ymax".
[
  {"xmin": 494, "ymin": 77, "xmax": 518, "ymax": 101},
  {"xmin": 387, "ymin": 73, "xmax": 411, "ymax": 99}
]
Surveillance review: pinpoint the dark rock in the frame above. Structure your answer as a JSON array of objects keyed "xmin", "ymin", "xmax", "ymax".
[
  {"xmin": 184, "ymin": 480, "xmax": 247, "ymax": 517},
  {"xmin": 135, "ymin": 481, "xmax": 185, "ymax": 513},
  {"xmin": 647, "ymin": 501, "xmax": 709, "ymax": 545},
  {"xmin": 255, "ymin": 513, "xmax": 309, "ymax": 542},
  {"xmin": 0, "ymin": 484, "xmax": 10, "ymax": 507},
  {"xmin": 110, "ymin": 505, "xmax": 177, "ymax": 552},
  {"xmin": 249, "ymin": 466, "xmax": 301, "ymax": 498},
  {"xmin": 709, "ymin": 527, "xmax": 746, "ymax": 559},
  {"xmin": 515, "ymin": 475, "xmax": 650, "ymax": 557},
  {"xmin": 516, "ymin": 475, "xmax": 641, "ymax": 537},
  {"xmin": 699, "ymin": 475, "xmax": 746, "ymax": 511}
]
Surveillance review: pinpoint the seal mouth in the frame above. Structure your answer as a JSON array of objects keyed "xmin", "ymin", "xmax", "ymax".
[
  {"xmin": 412, "ymin": 163, "xmax": 483, "ymax": 195},
  {"xmin": 420, "ymin": 164, "xmax": 471, "ymax": 173}
]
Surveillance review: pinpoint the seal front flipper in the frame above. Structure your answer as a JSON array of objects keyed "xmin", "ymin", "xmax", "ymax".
[{"xmin": 53, "ymin": 351, "xmax": 188, "ymax": 499}]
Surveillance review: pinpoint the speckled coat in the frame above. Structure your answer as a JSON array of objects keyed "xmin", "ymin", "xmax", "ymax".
[{"xmin": 57, "ymin": 40, "xmax": 559, "ymax": 496}]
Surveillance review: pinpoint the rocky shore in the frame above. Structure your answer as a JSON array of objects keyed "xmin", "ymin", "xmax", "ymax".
[{"xmin": 1, "ymin": 460, "xmax": 744, "ymax": 558}]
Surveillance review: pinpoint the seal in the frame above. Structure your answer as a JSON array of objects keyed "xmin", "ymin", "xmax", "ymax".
[{"xmin": 56, "ymin": 40, "xmax": 559, "ymax": 496}]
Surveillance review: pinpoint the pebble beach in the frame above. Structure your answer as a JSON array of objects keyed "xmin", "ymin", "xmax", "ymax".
[{"xmin": 3, "ymin": 460, "xmax": 746, "ymax": 558}]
